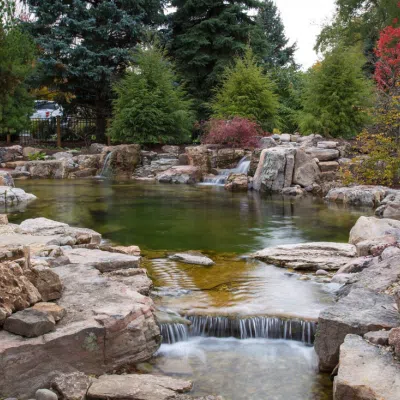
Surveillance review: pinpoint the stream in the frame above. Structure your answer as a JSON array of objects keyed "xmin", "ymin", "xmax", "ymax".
[{"xmin": 9, "ymin": 180, "xmax": 371, "ymax": 399}]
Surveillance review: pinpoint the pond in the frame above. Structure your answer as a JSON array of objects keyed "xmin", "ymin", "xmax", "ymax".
[{"xmin": 9, "ymin": 179, "xmax": 369, "ymax": 400}]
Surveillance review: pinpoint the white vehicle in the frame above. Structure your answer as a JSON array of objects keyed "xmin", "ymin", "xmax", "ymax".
[{"xmin": 31, "ymin": 100, "xmax": 64, "ymax": 120}]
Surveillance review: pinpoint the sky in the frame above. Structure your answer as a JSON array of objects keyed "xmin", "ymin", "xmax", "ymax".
[{"xmin": 275, "ymin": 0, "xmax": 336, "ymax": 69}]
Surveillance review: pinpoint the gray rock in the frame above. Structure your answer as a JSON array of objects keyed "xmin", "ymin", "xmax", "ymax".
[
  {"xmin": 224, "ymin": 173, "xmax": 248, "ymax": 192},
  {"xmin": 156, "ymin": 166, "xmax": 202, "ymax": 184},
  {"xmin": 0, "ymin": 171, "xmax": 15, "ymax": 187},
  {"xmin": 318, "ymin": 161, "xmax": 339, "ymax": 172},
  {"xmin": 87, "ymin": 374, "xmax": 193, "ymax": 400},
  {"xmin": 331, "ymin": 273, "xmax": 355, "ymax": 285},
  {"xmin": 4, "ymin": 309, "xmax": 55, "ymax": 337},
  {"xmin": 325, "ymin": 186, "xmax": 388, "ymax": 207},
  {"xmin": 314, "ymin": 288, "xmax": 399, "ymax": 371},
  {"xmin": 316, "ymin": 269, "xmax": 329, "ymax": 276},
  {"xmin": 333, "ymin": 335, "xmax": 400, "ymax": 400},
  {"xmin": 280, "ymin": 133, "xmax": 291, "ymax": 142},
  {"xmin": 281, "ymin": 186, "xmax": 306, "ymax": 197},
  {"xmin": 380, "ymin": 246, "xmax": 400, "ymax": 260},
  {"xmin": 51, "ymin": 372, "xmax": 92, "ymax": 400},
  {"xmin": 63, "ymin": 247, "xmax": 140, "ymax": 272},
  {"xmin": 258, "ymin": 137, "xmax": 277, "ymax": 149},
  {"xmin": 317, "ymin": 141, "xmax": 338, "ymax": 149},
  {"xmin": 169, "ymin": 252, "xmax": 215, "ymax": 266},
  {"xmin": 292, "ymin": 149, "xmax": 320, "ymax": 187},
  {"xmin": 364, "ymin": 330, "xmax": 390, "ymax": 345},
  {"xmin": 304, "ymin": 147, "xmax": 339, "ymax": 161},
  {"xmin": 252, "ymin": 242, "xmax": 356, "ymax": 271},
  {"xmin": 336, "ymin": 256, "xmax": 372, "ymax": 274},
  {"xmin": 0, "ymin": 186, "xmax": 37, "ymax": 206},
  {"xmin": 349, "ymin": 216, "xmax": 400, "ymax": 245},
  {"xmin": 252, "ymin": 147, "xmax": 296, "ymax": 192},
  {"xmin": 36, "ymin": 389, "xmax": 58, "ymax": 400},
  {"xmin": 389, "ymin": 327, "xmax": 400, "ymax": 356}
]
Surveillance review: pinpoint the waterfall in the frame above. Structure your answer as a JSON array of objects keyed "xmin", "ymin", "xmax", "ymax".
[
  {"xmin": 99, "ymin": 151, "xmax": 113, "ymax": 177},
  {"xmin": 160, "ymin": 316, "xmax": 316, "ymax": 345},
  {"xmin": 202, "ymin": 156, "xmax": 251, "ymax": 186}
]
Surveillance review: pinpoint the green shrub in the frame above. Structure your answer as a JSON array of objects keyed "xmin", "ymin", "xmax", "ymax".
[{"xmin": 28, "ymin": 151, "xmax": 46, "ymax": 161}]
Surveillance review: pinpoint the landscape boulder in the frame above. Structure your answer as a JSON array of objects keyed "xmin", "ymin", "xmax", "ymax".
[
  {"xmin": 0, "ymin": 171, "xmax": 14, "ymax": 187},
  {"xmin": 4, "ymin": 308, "xmax": 55, "ymax": 337},
  {"xmin": 25, "ymin": 265, "xmax": 63, "ymax": 301},
  {"xmin": 364, "ymin": 330, "xmax": 390, "ymax": 346},
  {"xmin": 185, "ymin": 145, "xmax": 211, "ymax": 174},
  {"xmin": 87, "ymin": 374, "xmax": 193, "ymax": 400},
  {"xmin": 25, "ymin": 160, "xmax": 72, "ymax": 179},
  {"xmin": 169, "ymin": 251, "xmax": 215, "ymax": 266},
  {"xmin": 156, "ymin": 166, "xmax": 202, "ymax": 184},
  {"xmin": 0, "ymin": 145, "xmax": 22, "ymax": 163},
  {"xmin": 292, "ymin": 149, "xmax": 320, "ymax": 187},
  {"xmin": 258, "ymin": 137, "xmax": 277, "ymax": 149},
  {"xmin": 252, "ymin": 242, "xmax": 356, "ymax": 271},
  {"xmin": 0, "ymin": 186, "xmax": 37, "ymax": 207},
  {"xmin": 333, "ymin": 335, "xmax": 400, "ymax": 400},
  {"xmin": 215, "ymin": 148, "xmax": 245, "ymax": 169},
  {"xmin": 224, "ymin": 173, "xmax": 248, "ymax": 191},
  {"xmin": 252, "ymin": 147, "xmax": 296, "ymax": 192},
  {"xmin": 314, "ymin": 288, "xmax": 399, "ymax": 371},
  {"xmin": 325, "ymin": 186, "xmax": 387, "ymax": 207},
  {"xmin": 304, "ymin": 147, "xmax": 339, "ymax": 161},
  {"xmin": 108, "ymin": 144, "xmax": 141, "ymax": 177},
  {"xmin": 51, "ymin": 372, "xmax": 92, "ymax": 400}
]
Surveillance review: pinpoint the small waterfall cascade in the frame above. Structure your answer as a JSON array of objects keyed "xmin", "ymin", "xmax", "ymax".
[
  {"xmin": 202, "ymin": 156, "xmax": 251, "ymax": 186},
  {"xmin": 99, "ymin": 151, "xmax": 113, "ymax": 177},
  {"xmin": 160, "ymin": 316, "xmax": 316, "ymax": 345}
]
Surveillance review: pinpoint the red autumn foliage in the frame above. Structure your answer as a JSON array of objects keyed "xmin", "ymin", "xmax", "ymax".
[
  {"xmin": 201, "ymin": 117, "xmax": 265, "ymax": 148},
  {"xmin": 374, "ymin": 25, "xmax": 400, "ymax": 91}
]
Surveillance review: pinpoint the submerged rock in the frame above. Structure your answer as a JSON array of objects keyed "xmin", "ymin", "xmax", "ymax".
[
  {"xmin": 252, "ymin": 242, "xmax": 356, "ymax": 271},
  {"xmin": 86, "ymin": 374, "xmax": 193, "ymax": 400},
  {"xmin": 169, "ymin": 251, "xmax": 215, "ymax": 266},
  {"xmin": 314, "ymin": 288, "xmax": 399, "ymax": 372},
  {"xmin": 334, "ymin": 335, "xmax": 400, "ymax": 400}
]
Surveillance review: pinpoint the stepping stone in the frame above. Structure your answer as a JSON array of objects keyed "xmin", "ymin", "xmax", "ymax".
[{"xmin": 169, "ymin": 251, "xmax": 214, "ymax": 266}]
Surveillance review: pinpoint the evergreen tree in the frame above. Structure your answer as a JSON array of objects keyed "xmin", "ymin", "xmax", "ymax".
[
  {"xmin": 252, "ymin": 0, "xmax": 297, "ymax": 68},
  {"xmin": 24, "ymin": 0, "xmax": 165, "ymax": 141},
  {"xmin": 109, "ymin": 46, "xmax": 194, "ymax": 144},
  {"xmin": 0, "ymin": 24, "xmax": 35, "ymax": 137},
  {"xmin": 299, "ymin": 46, "xmax": 372, "ymax": 138},
  {"xmin": 169, "ymin": 0, "xmax": 262, "ymax": 116},
  {"xmin": 212, "ymin": 48, "xmax": 278, "ymax": 131}
]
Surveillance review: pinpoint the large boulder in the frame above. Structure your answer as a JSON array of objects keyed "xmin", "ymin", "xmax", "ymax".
[
  {"xmin": 87, "ymin": 374, "xmax": 193, "ymax": 400},
  {"xmin": 325, "ymin": 186, "xmax": 388, "ymax": 207},
  {"xmin": 224, "ymin": 173, "xmax": 248, "ymax": 191},
  {"xmin": 0, "ymin": 145, "xmax": 22, "ymax": 163},
  {"xmin": 252, "ymin": 147, "xmax": 296, "ymax": 192},
  {"xmin": 292, "ymin": 149, "xmax": 320, "ymax": 187},
  {"xmin": 252, "ymin": 242, "xmax": 356, "ymax": 271},
  {"xmin": 108, "ymin": 144, "xmax": 141, "ymax": 177},
  {"xmin": 0, "ymin": 186, "xmax": 37, "ymax": 207},
  {"xmin": 258, "ymin": 137, "xmax": 277, "ymax": 149},
  {"xmin": 349, "ymin": 216, "xmax": 400, "ymax": 245},
  {"xmin": 314, "ymin": 288, "xmax": 399, "ymax": 371},
  {"xmin": 3, "ymin": 308, "xmax": 55, "ymax": 337},
  {"xmin": 185, "ymin": 145, "xmax": 211, "ymax": 174},
  {"xmin": 0, "ymin": 171, "xmax": 14, "ymax": 187},
  {"xmin": 215, "ymin": 148, "xmax": 245, "ymax": 169},
  {"xmin": 376, "ymin": 191, "xmax": 400, "ymax": 220},
  {"xmin": 0, "ymin": 261, "xmax": 41, "ymax": 325},
  {"xmin": 0, "ymin": 262, "xmax": 161, "ymax": 398},
  {"xmin": 156, "ymin": 166, "xmax": 202, "ymax": 184},
  {"xmin": 333, "ymin": 335, "xmax": 400, "ymax": 400}
]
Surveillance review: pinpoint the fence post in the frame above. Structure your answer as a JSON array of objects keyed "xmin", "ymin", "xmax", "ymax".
[{"xmin": 56, "ymin": 117, "xmax": 61, "ymax": 148}]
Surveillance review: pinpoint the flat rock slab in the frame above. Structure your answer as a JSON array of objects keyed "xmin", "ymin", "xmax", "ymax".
[
  {"xmin": 325, "ymin": 186, "xmax": 388, "ymax": 207},
  {"xmin": 51, "ymin": 372, "xmax": 92, "ymax": 400},
  {"xmin": 87, "ymin": 374, "xmax": 193, "ymax": 400},
  {"xmin": 64, "ymin": 248, "xmax": 140, "ymax": 272},
  {"xmin": 4, "ymin": 309, "xmax": 55, "ymax": 337},
  {"xmin": 305, "ymin": 147, "xmax": 339, "ymax": 161},
  {"xmin": 169, "ymin": 252, "xmax": 215, "ymax": 266},
  {"xmin": 252, "ymin": 242, "xmax": 357, "ymax": 270},
  {"xmin": 334, "ymin": 335, "xmax": 400, "ymax": 400},
  {"xmin": 314, "ymin": 288, "xmax": 399, "ymax": 371}
]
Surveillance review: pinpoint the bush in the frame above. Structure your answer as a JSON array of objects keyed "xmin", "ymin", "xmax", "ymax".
[
  {"xmin": 201, "ymin": 117, "xmax": 264, "ymax": 148},
  {"xmin": 340, "ymin": 131, "xmax": 400, "ymax": 187},
  {"xmin": 28, "ymin": 151, "xmax": 46, "ymax": 161},
  {"xmin": 109, "ymin": 46, "xmax": 194, "ymax": 144}
]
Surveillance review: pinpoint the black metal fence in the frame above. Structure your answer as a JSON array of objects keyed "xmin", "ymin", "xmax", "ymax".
[{"xmin": 19, "ymin": 117, "xmax": 97, "ymax": 147}]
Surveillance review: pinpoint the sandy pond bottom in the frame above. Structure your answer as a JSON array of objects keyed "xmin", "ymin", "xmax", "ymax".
[{"xmin": 148, "ymin": 337, "xmax": 332, "ymax": 400}]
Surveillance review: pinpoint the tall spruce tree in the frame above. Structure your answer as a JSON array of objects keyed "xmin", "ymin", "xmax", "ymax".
[
  {"xmin": 24, "ymin": 0, "xmax": 165, "ymax": 140},
  {"xmin": 169, "ymin": 0, "xmax": 262, "ymax": 117},
  {"xmin": 252, "ymin": 0, "xmax": 296, "ymax": 68}
]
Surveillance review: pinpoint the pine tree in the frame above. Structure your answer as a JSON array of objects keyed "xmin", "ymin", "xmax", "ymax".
[
  {"xmin": 109, "ymin": 46, "xmax": 194, "ymax": 144},
  {"xmin": 169, "ymin": 0, "xmax": 262, "ymax": 116},
  {"xmin": 212, "ymin": 48, "xmax": 278, "ymax": 131},
  {"xmin": 299, "ymin": 46, "xmax": 372, "ymax": 138},
  {"xmin": 24, "ymin": 0, "xmax": 165, "ymax": 141},
  {"xmin": 252, "ymin": 0, "xmax": 297, "ymax": 68}
]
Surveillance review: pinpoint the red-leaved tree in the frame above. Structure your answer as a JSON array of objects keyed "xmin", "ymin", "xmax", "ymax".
[{"xmin": 201, "ymin": 117, "xmax": 265, "ymax": 148}]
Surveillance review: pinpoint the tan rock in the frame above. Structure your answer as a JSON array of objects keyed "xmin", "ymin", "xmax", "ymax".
[
  {"xmin": 224, "ymin": 173, "xmax": 248, "ymax": 191},
  {"xmin": 185, "ymin": 145, "xmax": 211, "ymax": 174},
  {"xmin": 25, "ymin": 265, "xmax": 63, "ymax": 301},
  {"xmin": 389, "ymin": 327, "xmax": 400, "ymax": 357},
  {"xmin": 108, "ymin": 245, "xmax": 141, "ymax": 256},
  {"xmin": 51, "ymin": 372, "xmax": 93, "ymax": 400},
  {"xmin": 32, "ymin": 302, "xmax": 66, "ymax": 322},
  {"xmin": 0, "ymin": 214, "xmax": 8, "ymax": 225}
]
